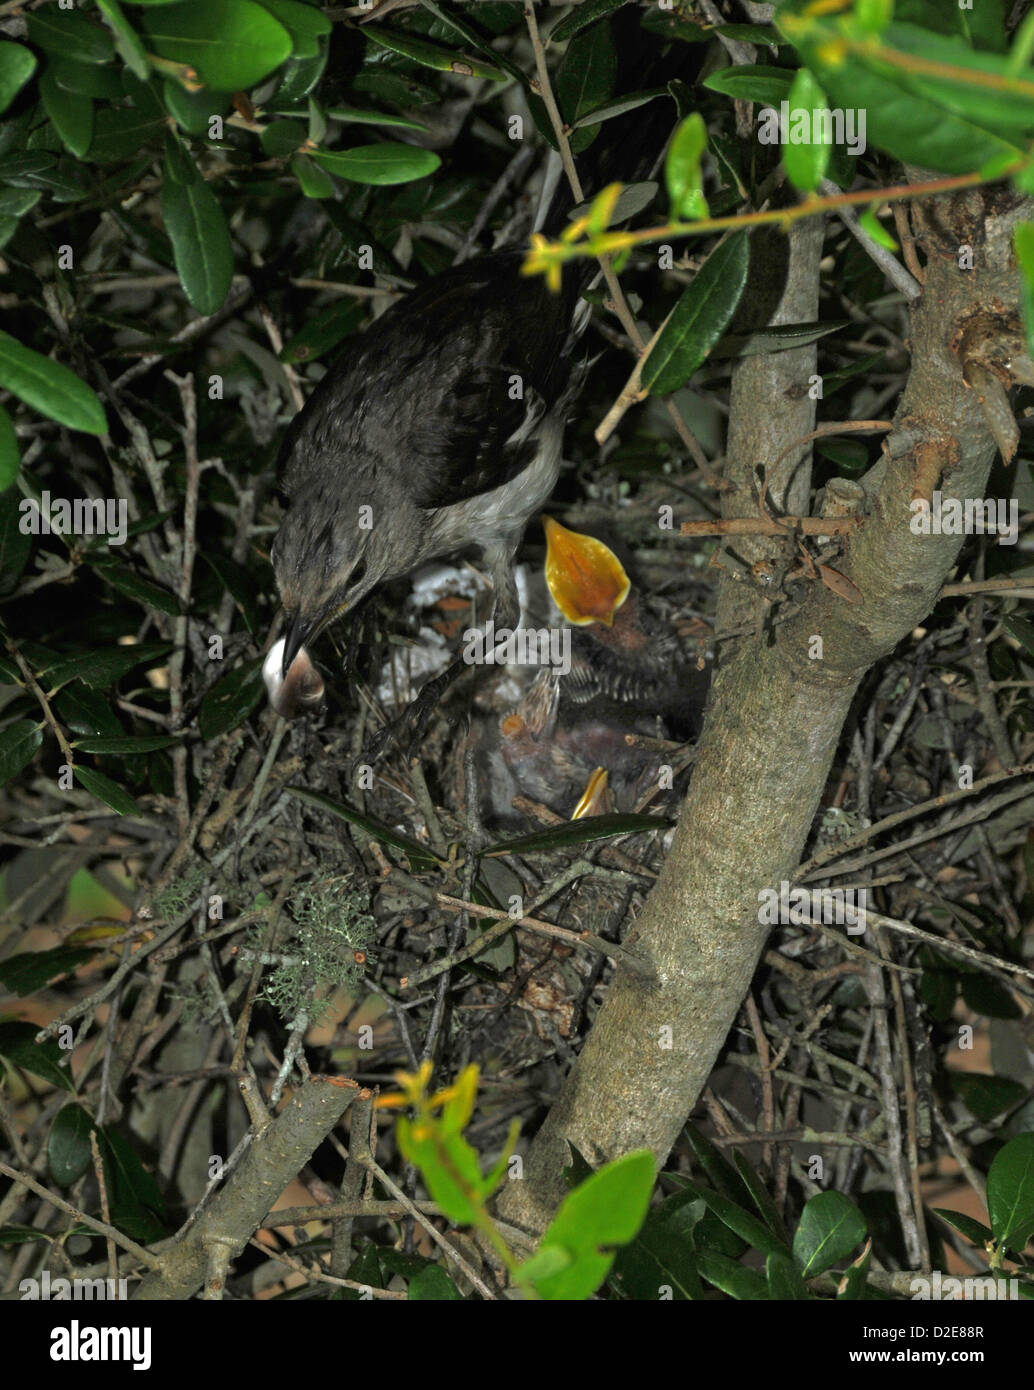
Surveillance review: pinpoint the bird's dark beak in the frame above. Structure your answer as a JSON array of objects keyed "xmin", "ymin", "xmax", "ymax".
[{"xmin": 281, "ymin": 613, "xmax": 309, "ymax": 678}]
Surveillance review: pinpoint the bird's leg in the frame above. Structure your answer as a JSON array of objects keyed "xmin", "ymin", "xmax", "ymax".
[{"xmin": 481, "ymin": 537, "xmax": 520, "ymax": 633}]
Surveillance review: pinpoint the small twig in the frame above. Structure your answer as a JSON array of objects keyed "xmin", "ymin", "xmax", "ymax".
[{"xmin": 0, "ymin": 1162, "xmax": 160, "ymax": 1268}]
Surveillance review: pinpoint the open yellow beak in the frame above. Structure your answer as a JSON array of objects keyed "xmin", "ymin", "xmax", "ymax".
[{"xmin": 543, "ymin": 516, "xmax": 631, "ymax": 628}]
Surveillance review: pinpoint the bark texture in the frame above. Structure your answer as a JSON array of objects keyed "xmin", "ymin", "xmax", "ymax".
[{"xmin": 498, "ymin": 183, "xmax": 1029, "ymax": 1235}]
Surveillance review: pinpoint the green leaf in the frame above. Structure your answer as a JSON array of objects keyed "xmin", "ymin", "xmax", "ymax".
[
  {"xmin": 284, "ymin": 786, "xmax": 442, "ymax": 871},
  {"xmin": 0, "ymin": 946, "xmax": 97, "ymax": 997},
  {"xmin": 323, "ymin": 105, "xmax": 429, "ymax": 132},
  {"xmin": 767, "ymin": 1249, "xmax": 811, "ymax": 1299},
  {"xmin": 642, "ymin": 230, "xmax": 750, "ymax": 394},
  {"xmin": 0, "ymin": 332, "xmax": 107, "ymax": 436},
  {"xmin": 279, "ymin": 297, "xmax": 363, "ymax": 363},
  {"xmin": 960, "ymin": 972, "xmax": 1022, "ymax": 1019},
  {"xmin": 0, "ymin": 483, "xmax": 31, "ymax": 589},
  {"xmin": 0, "ymin": 719, "xmax": 43, "ymax": 787},
  {"xmin": 97, "ymin": 1126, "xmax": 167, "ymax": 1243},
  {"xmin": 53, "ymin": 683, "xmax": 124, "ymax": 738},
  {"xmin": 858, "ymin": 206, "xmax": 898, "ymax": 251},
  {"xmin": 0, "ymin": 406, "xmax": 18, "ymax": 490},
  {"xmin": 74, "ymin": 734, "xmax": 179, "ymax": 754},
  {"xmin": 550, "ymin": 0, "xmax": 627, "ymax": 44},
  {"xmin": 25, "ymin": 11, "xmax": 115, "ymax": 65},
  {"xmin": 96, "ymin": 0, "xmax": 151, "ymax": 80},
  {"xmin": 1016, "ymin": 223, "xmax": 1034, "ymax": 358},
  {"xmin": 76, "ymin": 764, "xmax": 140, "ymax": 815},
  {"xmin": 556, "ymin": 18, "xmax": 616, "ymax": 152},
  {"xmin": 987, "ymin": 1133, "xmax": 1034, "ymax": 1249},
  {"xmin": 290, "ymin": 151, "xmax": 336, "ymax": 198},
  {"xmin": 85, "ymin": 106, "xmax": 165, "ymax": 164},
  {"xmin": 836, "ymin": 1238, "xmax": 873, "ymax": 1300},
  {"xmin": 362, "ymin": 25, "xmax": 503, "ymax": 81},
  {"xmin": 310, "ymin": 144, "xmax": 441, "ymax": 186},
  {"xmin": 0, "ymin": 1226, "xmax": 54, "ymax": 1246},
  {"xmin": 703, "ymin": 64, "xmax": 794, "ymax": 106},
  {"xmin": 732, "ymin": 1151, "xmax": 788, "ymax": 1243},
  {"xmin": 161, "ymin": 136, "xmax": 233, "ymax": 314},
  {"xmin": 710, "ymin": 319, "xmax": 847, "ymax": 360},
  {"xmin": 0, "ymin": 1021, "xmax": 75, "ymax": 1092},
  {"xmin": 408, "ymin": 1265, "xmax": 463, "ymax": 1300},
  {"xmin": 48, "ymin": 1104, "xmax": 95, "ymax": 1187},
  {"xmin": 48, "ymin": 58, "xmax": 124, "ymax": 101},
  {"xmin": 695, "ymin": 1250, "xmax": 768, "ymax": 1299},
  {"xmin": 665, "ymin": 112, "xmax": 709, "ymax": 220},
  {"xmin": 0, "ymin": 43, "xmax": 37, "ymax": 117},
  {"xmin": 260, "ymin": 119, "xmax": 308, "ymax": 156},
  {"xmin": 255, "ymin": 0, "xmax": 330, "ymax": 59},
  {"xmin": 792, "ymin": 1191, "xmax": 867, "ymax": 1277},
  {"xmin": 40, "ymin": 65, "xmax": 94, "ymax": 159},
  {"xmin": 951, "ymin": 1070, "xmax": 1028, "ymax": 1123},
  {"xmin": 140, "ymin": 0, "xmax": 292, "ymax": 91},
  {"xmin": 681, "ymin": 1123, "xmax": 755, "ymax": 1206},
  {"xmin": 676, "ymin": 1179, "xmax": 787, "ymax": 1259},
  {"xmin": 781, "ymin": 67, "xmax": 830, "ymax": 195},
  {"xmin": 482, "ymin": 811, "xmax": 672, "ymax": 858},
  {"xmin": 197, "ymin": 658, "xmax": 265, "ymax": 739},
  {"xmin": 46, "ymin": 642, "xmax": 172, "ymax": 692},
  {"xmin": 610, "ymin": 1189, "xmax": 706, "ymax": 1300},
  {"xmin": 94, "ymin": 562, "xmax": 182, "ymax": 616},
  {"xmin": 933, "ymin": 1208, "xmax": 994, "ymax": 1247},
  {"xmin": 524, "ymin": 1151, "xmax": 655, "ymax": 1300},
  {"xmin": 572, "ymin": 88, "xmax": 668, "ymax": 130},
  {"xmin": 162, "ymin": 80, "xmax": 230, "ymax": 136}
]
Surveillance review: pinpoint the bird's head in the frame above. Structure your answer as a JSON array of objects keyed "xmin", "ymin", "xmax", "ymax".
[{"xmin": 270, "ymin": 491, "xmax": 381, "ymax": 677}]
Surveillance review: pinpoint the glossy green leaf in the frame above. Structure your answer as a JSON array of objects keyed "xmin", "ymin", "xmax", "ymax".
[
  {"xmin": 290, "ymin": 152, "xmax": 335, "ymax": 198},
  {"xmin": 523, "ymin": 1151, "xmax": 655, "ymax": 1300},
  {"xmin": 53, "ymin": 683, "xmax": 124, "ymax": 738},
  {"xmin": 550, "ymin": 0, "xmax": 627, "ymax": 44},
  {"xmin": 665, "ymin": 112, "xmax": 709, "ymax": 220},
  {"xmin": 781, "ymin": 67, "xmax": 830, "ymax": 195},
  {"xmin": 571, "ymin": 88, "xmax": 667, "ymax": 130},
  {"xmin": 1015, "ymin": 223, "xmax": 1034, "ymax": 359},
  {"xmin": 482, "ymin": 811, "xmax": 672, "ymax": 858},
  {"xmin": 695, "ymin": 1250, "xmax": 769, "ymax": 1299},
  {"xmin": 162, "ymin": 80, "xmax": 230, "ymax": 135},
  {"xmin": 642, "ymin": 230, "xmax": 750, "ymax": 394},
  {"xmin": 85, "ymin": 106, "xmax": 165, "ymax": 164},
  {"xmin": 76, "ymin": 764, "xmax": 140, "ymax": 815},
  {"xmin": 256, "ymin": 0, "xmax": 329, "ymax": 59},
  {"xmin": 94, "ymin": 0, "xmax": 150, "ymax": 78},
  {"xmin": 0, "ymin": 1021, "xmax": 75, "ymax": 1092},
  {"xmin": 0, "ymin": 947, "xmax": 97, "ymax": 997},
  {"xmin": 48, "ymin": 59, "xmax": 123, "ymax": 101},
  {"xmin": 324, "ymin": 105, "xmax": 429, "ymax": 132},
  {"xmin": 408, "ymin": 1265, "xmax": 463, "ymax": 1300},
  {"xmin": 703, "ymin": 64, "xmax": 794, "ymax": 106},
  {"xmin": 932, "ymin": 1208, "xmax": 994, "ymax": 1246},
  {"xmin": 362, "ymin": 24, "xmax": 503, "ymax": 81},
  {"xmin": 25, "ymin": 11, "xmax": 115, "ymax": 64},
  {"xmin": 284, "ymin": 785, "xmax": 442, "ymax": 871},
  {"xmin": 710, "ymin": 319, "xmax": 847, "ymax": 360},
  {"xmin": 0, "ymin": 407, "xmax": 17, "ymax": 490},
  {"xmin": 0, "ymin": 43, "xmax": 37, "ymax": 116},
  {"xmin": 792, "ymin": 1191, "xmax": 867, "ymax": 1277},
  {"xmin": 951, "ymin": 1071, "xmax": 1028, "ymax": 1123},
  {"xmin": 610, "ymin": 1189, "xmax": 706, "ymax": 1301},
  {"xmin": 767, "ymin": 1249, "xmax": 811, "ymax": 1299},
  {"xmin": 46, "ymin": 642, "xmax": 171, "ymax": 693},
  {"xmin": 987, "ymin": 1133, "xmax": 1034, "ymax": 1249},
  {"xmin": 197, "ymin": 658, "xmax": 264, "ymax": 738},
  {"xmin": 140, "ymin": 0, "xmax": 292, "ymax": 91},
  {"xmin": 836, "ymin": 1239, "xmax": 872, "ymax": 1300},
  {"xmin": 279, "ymin": 297, "xmax": 363, "ymax": 363},
  {"xmin": 74, "ymin": 734, "xmax": 179, "ymax": 754},
  {"xmin": 98, "ymin": 1126, "xmax": 167, "ymax": 1243},
  {"xmin": 0, "ymin": 719, "xmax": 43, "ymax": 787},
  {"xmin": 0, "ymin": 332, "xmax": 107, "ymax": 436},
  {"xmin": 878, "ymin": 22, "xmax": 1034, "ymax": 132},
  {"xmin": 310, "ymin": 144, "xmax": 441, "ymax": 185},
  {"xmin": 677, "ymin": 1179, "xmax": 787, "ymax": 1259},
  {"xmin": 556, "ymin": 18, "xmax": 616, "ymax": 152},
  {"xmin": 48, "ymin": 1104, "xmax": 96, "ymax": 1187},
  {"xmin": 260, "ymin": 118, "xmax": 308, "ymax": 156},
  {"xmin": 161, "ymin": 139, "xmax": 233, "ymax": 314},
  {"xmin": 40, "ymin": 69, "xmax": 95, "ymax": 160}
]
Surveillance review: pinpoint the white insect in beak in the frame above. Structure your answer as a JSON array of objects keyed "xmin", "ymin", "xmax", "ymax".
[{"xmin": 263, "ymin": 638, "xmax": 325, "ymax": 720}]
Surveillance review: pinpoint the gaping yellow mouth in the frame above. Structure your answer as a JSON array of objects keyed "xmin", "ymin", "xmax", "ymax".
[{"xmin": 543, "ymin": 516, "xmax": 631, "ymax": 627}]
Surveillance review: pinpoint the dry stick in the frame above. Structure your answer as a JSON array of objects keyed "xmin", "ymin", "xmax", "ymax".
[
  {"xmin": 0, "ymin": 1162, "xmax": 160, "ymax": 1269},
  {"xmin": 88, "ymin": 1130, "xmax": 120, "ymax": 1296},
  {"xmin": 942, "ymin": 576, "xmax": 1034, "ymax": 598},
  {"xmin": 768, "ymin": 418, "xmax": 895, "ymax": 477},
  {"xmin": 866, "ymin": 943, "xmax": 922, "ymax": 1268},
  {"xmin": 681, "ymin": 516, "xmax": 861, "ymax": 537},
  {"xmin": 522, "ymin": 1, "xmax": 713, "ymax": 478},
  {"xmin": 165, "ymin": 371, "xmax": 203, "ymax": 833},
  {"xmin": 256, "ymin": 297, "xmax": 305, "ymax": 412},
  {"xmin": 433, "ymin": 893, "xmax": 657, "ymax": 983},
  {"xmin": 2, "ymin": 636, "xmax": 74, "ymax": 763},
  {"xmin": 887, "ymin": 956, "xmax": 931, "ymax": 1270},
  {"xmin": 247, "ymin": 1238, "xmax": 406, "ymax": 1299},
  {"xmin": 353, "ymin": 1148, "xmax": 498, "ymax": 1300},
  {"xmin": 800, "ymin": 760, "xmax": 1034, "ymax": 877},
  {"xmin": 865, "ymin": 908, "xmax": 1034, "ymax": 987}
]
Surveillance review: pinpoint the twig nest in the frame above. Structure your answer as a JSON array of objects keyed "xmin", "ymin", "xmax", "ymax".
[{"xmin": 263, "ymin": 638, "xmax": 325, "ymax": 720}]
